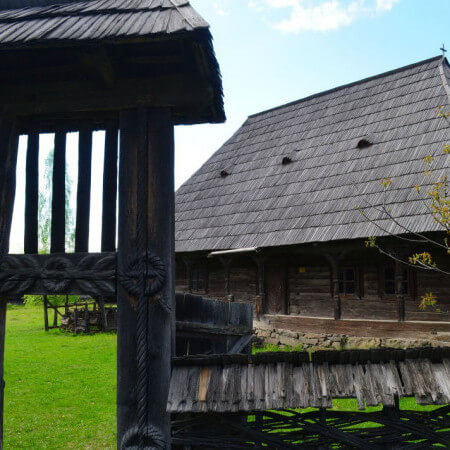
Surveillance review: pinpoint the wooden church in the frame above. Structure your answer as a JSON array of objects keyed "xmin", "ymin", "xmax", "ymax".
[{"xmin": 175, "ymin": 56, "xmax": 450, "ymax": 339}]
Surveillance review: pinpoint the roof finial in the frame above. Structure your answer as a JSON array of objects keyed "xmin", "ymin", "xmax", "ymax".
[{"xmin": 441, "ymin": 43, "xmax": 447, "ymax": 57}]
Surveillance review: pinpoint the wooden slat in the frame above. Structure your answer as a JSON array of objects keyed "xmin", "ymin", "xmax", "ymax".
[
  {"xmin": 50, "ymin": 132, "xmax": 66, "ymax": 253},
  {"xmin": 101, "ymin": 126, "xmax": 118, "ymax": 252},
  {"xmin": 24, "ymin": 132, "xmax": 39, "ymax": 254},
  {"xmin": 75, "ymin": 128, "xmax": 92, "ymax": 253},
  {"xmin": 0, "ymin": 252, "xmax": 116, "ymax": 296}
]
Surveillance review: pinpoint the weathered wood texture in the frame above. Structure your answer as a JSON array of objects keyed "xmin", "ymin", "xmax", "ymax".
[
  {"xmin": 117, "ymin": 108, "xmax": 174, "ymax": 449},
  {"xmin": 266, "ymin": 314, "xmax": 450, "ymax": 340},
  {"xmin": 176, "ymin": 292, "xmax": 253, "ymax": 356},
  {"xmin": 0, "ymin": 117, "xmax": 18, "ymax": 449},
  {"xmin": 0, "ymin": 253, "xmax": 116, "ymax": 296},
  {"xmin": 51, "ymin": 132, "xmax": 66, "ymax": 254},
  {"xmin": 168, "ymin": 348, "xmax": 450, "ymax": 413},
  {"xmin": 24, "ymin": 132, "xmax": 39, "ymax": 254},
  {"xmin": 75, "ymin": 128, "xmax": 92, "ymax": 253},
  {"xmin": 101, "ymin": 126, "xmax": 119, "ymax": 252},
  {"xmin": 171, "ymin": 406, "xmax": 450, "ymax": 448}
]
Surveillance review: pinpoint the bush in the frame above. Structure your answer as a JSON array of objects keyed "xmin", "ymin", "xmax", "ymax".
[{"xmin": 23, "ymin": 295, "xmax": 81, "ymax": 306}]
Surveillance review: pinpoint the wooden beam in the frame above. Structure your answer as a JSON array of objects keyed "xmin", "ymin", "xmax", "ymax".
[
  {"xmin": 325, "ymin": 254, "xmax": 342, "ymax": 320},
  {"xmin": 251, "ymin": 254, "xmax": 267, "ymax": 317},
  {"xmin": 0, "ymin": 253, "xmax": 116, "ymax": 296},
  {"xmin": 75, "ymin": 128, "xmax": 92, "ymax": 253},
  {"xmin": 0, "ymin": 117, "xmax": 19, "ymax": 449},
  {"xmin": 395, "ymin": 260, "xmax": 406, "ymax": 322},
  {"xmin": 24, "ymin": 132, "xmax": 39, "ymax": 254},
  {"xmin": 51, "ymin": 132, "xmax": 66, "ymax": 253},
  {"xmin": 101, "ymin": 127, "xmax": 118, "ymax": 252},
  {"xmin": 117, "ymin": 108, "xmax": 174, "ymax": 448}
]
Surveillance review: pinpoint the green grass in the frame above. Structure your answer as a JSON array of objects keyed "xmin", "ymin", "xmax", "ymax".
[
  {"xmin": 2, "ymin": 306, "xmax": 443, "ymax": 448},
  {"xmin": 4, "ymin": 305, "xmax": 116, "ymax": 449}
]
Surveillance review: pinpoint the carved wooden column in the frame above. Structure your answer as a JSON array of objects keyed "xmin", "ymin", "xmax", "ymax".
[
  {"xmin": 219, "ymin": 256, "xmax": 233, "ymax": 301},
  {"xmin": 0, "ymin": 117, "xmax": 19, "ymax": 448},
  {"xmin": 117, "ymin": 108, "xmax": 174, "ymax": 449},
  {"xmin": 326, "ymin": 254, "xmax": 341, "ymax": 320},
  {"xmin": 251, "ymin": 254, "xmax": 266, "ymax": 317},
  {"xmin": 395, "ymin": 260, "xmax": 405, "ymax": 322}
]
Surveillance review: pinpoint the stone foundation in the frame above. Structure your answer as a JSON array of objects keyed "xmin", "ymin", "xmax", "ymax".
[{"xmin": 254, "ymin": 321, "xmax": 450, "ymax": 350}]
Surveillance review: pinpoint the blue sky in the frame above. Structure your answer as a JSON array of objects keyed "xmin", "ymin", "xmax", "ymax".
[{"xmin": 9, "ymin": 0, "xmax": 450, "ymax": 252}]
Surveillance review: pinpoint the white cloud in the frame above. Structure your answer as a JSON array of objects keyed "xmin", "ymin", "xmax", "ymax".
[{"xmin": 250, "ymin": 0, "xmax": 401, "ymax": 33}]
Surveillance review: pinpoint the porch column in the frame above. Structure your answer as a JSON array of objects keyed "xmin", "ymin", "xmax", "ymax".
[
  {"xmin": 117, "ymin": 108, "xmax": 174, "ymax": 449},
  {"xmin": 395, "ymin": 260, "xmax": 405, "ymax": 322},
  {"xmin": 219, "ymin": 256, "xmax": 233, "ymax": 301},
  {"xmin": 182, "ymin": 257, "xmax": 193, "ymax": 293},
  {"xmin": 0, "ymin": 118, "xmax": 19, "ymax": 448},
  {"xmin": 252, "ymin": 254, "xmax": 266, "ymax": 318},
  {"xmin": 326, "ymin": 255, "xmax": 341, "ymax": 320}
]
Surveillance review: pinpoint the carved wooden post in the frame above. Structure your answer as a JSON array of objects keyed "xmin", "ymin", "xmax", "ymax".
[
  {"xmin": 219, "ymin": 256, "xmax": 233, "ymax": 301},
  {"xmin": 395, "ymin": 260, "xmax": 405, "ymax": 322},
  {"xmin": 182, "ymin": 257, "xmax": 193, "ymax": 293},
  {"xmin": 326, "ymin": 255, "xmax": 341, "ymax": 320},
  {"xmin": 0, "ymin": 117, "xmax": 19, "ymax": 449},
  {"xmin": 117, "ymin": 108, "xmax": 174, "ymax": 449},
  {"xmin": 252, "ymin": 254, "xmax": 266, "ymax": 317}
]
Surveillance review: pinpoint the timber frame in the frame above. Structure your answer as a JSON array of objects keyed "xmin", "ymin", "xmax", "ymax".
[{"xmin": 0, "ymin": 1, "xmax": 225, "ymax": 448}]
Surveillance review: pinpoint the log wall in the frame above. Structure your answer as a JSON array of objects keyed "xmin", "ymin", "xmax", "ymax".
[{"xmin": 175, "ymin": 248, "xmax": 450, "ymax": 323}]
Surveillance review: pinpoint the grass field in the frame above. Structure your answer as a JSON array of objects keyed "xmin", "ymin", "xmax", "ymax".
[{"xmin": 2, "ymin": 305, "xmax": 440, "ymax": 449}]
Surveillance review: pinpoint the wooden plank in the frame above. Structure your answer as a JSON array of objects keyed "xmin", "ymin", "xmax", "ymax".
[
  {"xmin": 0, "ymin": 253, "xmax": 116, "ymax": 296},
  {"xmin": 50, "ymin": 132, "xmax": 66, "ymax": 253},
  {"xmin": 101, "ymin": 126, "xmax": 118, "ymax": 252},
  {"xmin": 0, "ymin": 117, "xmax": 19, "ymax": 449},
  {"xmin": 116, "ymin": 108, "xmax": 174, "ymax": 448},
  {"xmin": 24, "ymin": 132, "xmax": 39, "ymax": 254},
  {"xmin": 75, "ymin": 128, "xmax": 92, "ymax": 253}
]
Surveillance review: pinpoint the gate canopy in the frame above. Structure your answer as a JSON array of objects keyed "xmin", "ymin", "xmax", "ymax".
[{"xmin": 0, "ymin": 0, "xmax": 225, "ymax": 128}]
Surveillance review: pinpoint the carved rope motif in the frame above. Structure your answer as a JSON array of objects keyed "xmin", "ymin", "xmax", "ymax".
[
  {"xmin": 0, "ymin": 253, "xmax": 116, "ymax": 295},
  {"xmin": 118, "ymin": 251, "xmax": 166, "ymax": 298}
]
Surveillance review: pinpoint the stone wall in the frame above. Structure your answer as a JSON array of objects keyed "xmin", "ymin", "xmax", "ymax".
[{"xmin": 254, "ymin": 320, "xmax": 450, "ymax": 350}]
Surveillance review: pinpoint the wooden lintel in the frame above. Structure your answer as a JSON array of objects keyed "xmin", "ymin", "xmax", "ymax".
[
  {"xmin": 0, "ymin": 75, "xmax": 213, "ymax": 117},
  {"xmin": 0, "ymin": 252, "xmax": 116, "ymax": 296}
]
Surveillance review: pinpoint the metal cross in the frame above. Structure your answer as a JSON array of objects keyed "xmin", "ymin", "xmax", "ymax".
[{"xmin": 441, "ymin": 44, "xmax": 447, "ymax": 57}]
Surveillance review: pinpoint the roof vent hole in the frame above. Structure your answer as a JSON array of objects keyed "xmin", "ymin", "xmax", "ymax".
[
  {"xmin": 357, "ymin": 138, "xmax": 373, "ymax": 149},
  {"xmin": 220, "ymin": 170, "xmax": 230, "ymax": 178},
  {"xmin": 282, "ymin": 156, "xmax": 293, "ymax": 165}
]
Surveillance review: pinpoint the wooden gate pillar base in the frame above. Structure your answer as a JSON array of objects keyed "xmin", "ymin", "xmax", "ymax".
[{"xmin": 117, "ymin": 108, "xmax": 175, "ymax": 449}]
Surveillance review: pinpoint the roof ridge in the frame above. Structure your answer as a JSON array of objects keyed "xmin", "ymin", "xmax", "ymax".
[
  {"xmin": 248, "ymin": 55, "xmax": 443, "ymax": 120},
  {"xmin": 438, "ymin": 56, "xmax": 450, "ymax": 105}
]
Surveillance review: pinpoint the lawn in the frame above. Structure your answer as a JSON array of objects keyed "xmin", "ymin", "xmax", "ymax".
[
  {"xmin": 2, "ymin": 305, "xmax": 441, "ymax": 449},
  {"xmin": 4, "ymin": 305, "xmax": 116, "ymax": 449}
]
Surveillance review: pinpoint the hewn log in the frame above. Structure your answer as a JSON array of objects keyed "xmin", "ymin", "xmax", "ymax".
[
  {"xmin": 326, "ymin": 255, "xmax": 341, "ymax": 320},
  {"xmin": 101, "ymin": 127, "xmax": 118, "ymax": 252},
  {"xmin": 75, "ymin": 128, "xmax": 92, "ymax": 253},
  {"xmin": 24, "ymin": 132, "xmax": 39, "ymax": 254},
  {"xmin": 0, "ymin": 117, "xmax": 19, "ymax": 450},
  {"xmin": 117, "ymin": 108, "xmax": 174, "ymax": 449},
  {"xmin": 395, "ymin": 260, "xmax": 405, "ymax": 322},
  {"xmin": 0, "ymin": 253, "xmax": 116, "ymax": 296},
  {"xmin": 51, "ymin": 132, "xmax": 66, "ymax": 253}
]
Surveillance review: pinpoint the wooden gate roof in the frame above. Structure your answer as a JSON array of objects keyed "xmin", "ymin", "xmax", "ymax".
[
  {"xmin": 0, "ymin": 0, "xmax": 208, "ymax": 43},
  {"xmin": 168, "ymin": 348, "xmax": 450, "ymax": 412},
  {"xmin": 175, "ymin": 56, "xmax": 450, "ymax": 252}
]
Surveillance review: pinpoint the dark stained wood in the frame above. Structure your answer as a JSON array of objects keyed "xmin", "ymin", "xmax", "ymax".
[
  {"xmin": 51, "ymin": 132, "xmax": 66, "ymax": 254},
  {"xmin": 265, "ymin": 258, "xmax": 288, "ymax": 315},
  {"xmin": 75, "ymin": 128, "xmax": 92, "ymax": 253},
  {"xmin": 24, "ymin": 132, "xmax": 39, "ymax": 254},
  {"xmin": 0, "ymin": 252, "xmax": 116, "ymax": 296},
  {"xmin": 395, "ymin": 260, "xmax": 405, "ymax": 322},
  {"xmin": 0, "ymin": 117, "xmax": 18, "ymax": 449},
  {"xmin": 326, "ymin": 256, "xmax": 342, "ymax": 320},
  {"xmin": 101, "ymin": 126, "xmax": 118, "ymax": 252},
  {"xmin": 117, "ymin": 108, "xmax": 174, "ymax": 448}
]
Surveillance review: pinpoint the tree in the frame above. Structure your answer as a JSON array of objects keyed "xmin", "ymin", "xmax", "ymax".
[
  {"xmin": 38, "ymin": 148, "xmax": 75, "ymax": 253},
  {"xmin": 359, "ymin": 108, "xmax": 449, "ymax": 310}
]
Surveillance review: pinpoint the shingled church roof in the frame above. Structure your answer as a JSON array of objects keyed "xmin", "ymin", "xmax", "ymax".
[{"xmin": 175, "ymin": 56, "xmax": 450, "ymax": 252}]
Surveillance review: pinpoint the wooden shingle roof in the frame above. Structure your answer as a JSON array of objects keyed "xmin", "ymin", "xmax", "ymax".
[
  {"xmin": 175, "ymin": 56, "xmax": 450, "ymax": 252},
  {"xmin": 0, "ymin": 0, "xmax": 207, "ymax": 43}
]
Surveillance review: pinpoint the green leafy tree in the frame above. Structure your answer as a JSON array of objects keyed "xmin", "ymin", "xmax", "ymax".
[{"xmin": 359, "ymin": 108, "xmax": 449, "ymax": 310}]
